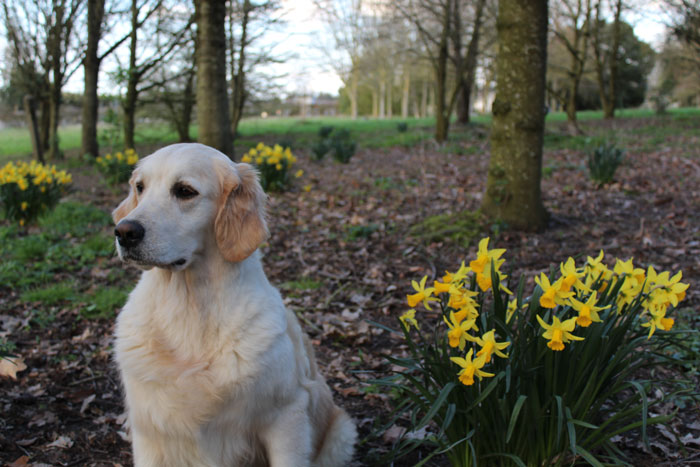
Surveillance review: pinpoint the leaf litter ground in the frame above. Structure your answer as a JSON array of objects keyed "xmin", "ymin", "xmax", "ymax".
[{"xmin": 1, "ymin": 117, "xmax": 699, "ymax": 466}]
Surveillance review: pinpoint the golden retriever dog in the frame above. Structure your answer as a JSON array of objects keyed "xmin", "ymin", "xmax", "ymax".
[{"xmin": 112, "ymin": 143, "xmax": 356, "ymax": 466}]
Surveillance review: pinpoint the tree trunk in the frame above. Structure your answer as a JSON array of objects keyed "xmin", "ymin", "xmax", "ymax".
[
  {"xmin": 24, "ymin": 95, "xmax": 44, "ymax": 163},
  {"xmin": 47, "ymin": 3, "xmax": 65, "ymax": 160},
  {"xmin": 123, "ymin": 0, "xmax": 139, "ymax": 150},
  {"xmin": 386, "ymin": 75, "xmax": 392, "ymax": 118},
  {"xmin": 421, "ymin": 80, "xmax": 428, "ymax": 117},
  {"xmin": 434, "ymin": 0, "xmax": 451, "ymax": 143},
  {"xmin": 349, "ymin": 66, "xmax": 359, "ymax": 119},
  {"xmin": 40, "ymin": 97, "xmax": 50, "ymax": 153},
  {"xmin": 401, "ymin": 72, "xmax": 410, "ymax": 118},
  {"xmin": 371, "ymin": 89, "xmax": 378, "ymax": 117},
  {"xmin": 482, "ymin": 0, "xmax": 548, "ymax": 231},
  {"xmin": 178, "ymin": 71, "xmax": 195, "ymax": 142},
  {"xmin": 379, "ymin": 77, "xmax": 386, "ymax": 118},
  {"xmin": 231, "ymin": 0, "xmax": 251, "ymax": 137},
  {"xmin": 82, "ymin": 0, "xmax": 105, "ymax": 158},
  {"xmin": 195, "ymin": 0, "xmax": 232, "ymax": 157}
]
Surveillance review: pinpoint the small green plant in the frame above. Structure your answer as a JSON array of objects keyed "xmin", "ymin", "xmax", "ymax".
[
  {"xmin": 241, "ymin": 143, "xmax": 301, "ymax": 192},
  {"xmin": 330, "ymin": 128, "xmax": 357, "ymax": 164},
  {"xmin": 588, "ymin": 143, "xmax": 625, "ymax": 185},
  {"xmin": 96, "ymin": 149, "xmax": 139, "ymax": 185},
  {"xmin": 397, "ymin": 122, "xmax": 408, "ymax": 133},
  {"xmin": 0, "ymin": 161, "xmax": 72, "ymax": 226},
  {"xmin": 311, "ymin": 139, "xmax": 330, "ymax": 161},
  {"xmin": 318, "ymin": 126, "xmax": 334, "ymax": 138},
  {"xmin": 375, "ymin": 238, "xmax": 691, "ymax": 466},
  {"xmin": 345, "ymin": 223, "xmax": 380, "ymax": 241},
  {"xmin": 0, "ymin": 339, "xmax": 16, "ymax": 360}
]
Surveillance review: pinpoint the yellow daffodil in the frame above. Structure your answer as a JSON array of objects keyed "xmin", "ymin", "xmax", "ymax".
[
  {"xmin": 535, "ymin": 273, "xmax": 574, "ymax": 308},
  {"xmin": 450, "ymin": 349, "xmax": 494, "ymax": 386},
  {"xmin": 569, "ymin": 291, "xmax": 609, "ymax": 327},
  {"xmin": 641, "ymin": 307, "xmax": 674, "ymax": 339},
  {"xmin": 399, "ymin": 309, "xmax": 419, "ymax": 330},
  {"xmin": 444, "ymin": 311, "xmax": 477, "ymax": 350},
  {"xmin": 559, "ymin": 257, "xmax": 590, "ymax": 293},
  {"xmin": 434, "ymin": 280, "xmax": 451, "ymax": 294},
  {"xmin": 295, "ymin": 169, "xmax": 304, "ymax": 178},
  {"xmin": 303, "ymin": 184, "xmax": 312, "ymax": 192},
  {"xmin": 474, "ymin": 330, "xmax": 510, "ymax": 363},
  {"xmin": 536, "ymin": 315, "xmax": 584, "ymax": 351},
  {"xmin": 406, "ymin": 275, "xmax": 436, "ymax": 309},
  {"xmin": 469, "ymin": 237, "xmax": 506, "ymax": 274},
  {"xmin": 241, "ymin": 155, "xmax": 253, "ymax": 163}
]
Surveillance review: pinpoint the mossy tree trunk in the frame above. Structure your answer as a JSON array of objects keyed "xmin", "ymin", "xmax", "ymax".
[
  {"xmin": 195, "ymin": 0, "xmax": 232, "ymax": 157},
  {"xmin": 482, "ymin": 0, "xmax": 548, "ymax": 231}
]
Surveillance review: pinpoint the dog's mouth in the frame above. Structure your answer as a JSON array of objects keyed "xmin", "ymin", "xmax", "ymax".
[{"xmin": 119, "ymin": 250, "xmax": 189, "ymax": 270}]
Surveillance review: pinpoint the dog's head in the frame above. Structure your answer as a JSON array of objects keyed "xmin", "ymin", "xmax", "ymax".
[{"xmin": 112, "ymin": 143, "xmax": 268, "ymax": 270}]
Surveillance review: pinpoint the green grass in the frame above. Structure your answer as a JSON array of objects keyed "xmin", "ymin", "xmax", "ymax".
[
  {"xmin": 2, "ymin": 108, "xmax": 700, "ymax": 163},
  {"xmin": 81, "ymin": 286, "xmax": 129, "ymax": 319},
  {"xmin": 0, "ymin": 202, "xmax": 114, "ymax": 292},
  {"xmin": 21, "ymin": 281, "xmax": 78, "ymax": 305}
]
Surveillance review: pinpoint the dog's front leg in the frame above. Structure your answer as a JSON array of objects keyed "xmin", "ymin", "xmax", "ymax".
[{"xmin": 260, "ymin": 393, "xmax": 313, "ymax": 467}]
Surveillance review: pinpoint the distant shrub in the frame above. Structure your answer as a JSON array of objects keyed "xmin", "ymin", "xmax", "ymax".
[
  {"xmin": 0, "ymin": 161, "xmax": 72, "ymax": 226},
  {"xmin": 311, "ymin": 139, "xmax": 330, "ymax": 161},
  {"xmin": 96, "ymin": 148, "xmax": 139, "ymax": 185},
  {"xmin": 588, "ymin": 143, "xmax": 625, "ymax": 185},
  {"xmin": 318, "ymin": 126, "xmax": 334, "ymax": 138},
  {"xmin": 241, "ymin": 143, "xmax": 301, "ymax": 192},
  {"xmin": 397, "ymin": 122, "xmax": 408, "ymax": 133},
  {"xmin": 330, "ymin": 129, "xmax": 357, "ymax": 164}
]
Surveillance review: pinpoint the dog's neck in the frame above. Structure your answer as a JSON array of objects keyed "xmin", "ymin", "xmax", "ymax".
[{"xmin": 147, "ymin": 249, "xmax": 266, "ymax": 317}]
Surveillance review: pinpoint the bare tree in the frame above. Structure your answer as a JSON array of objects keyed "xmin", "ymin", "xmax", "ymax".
[
  {"xmin": 482, "ymin": 0, "xmax": 548, "ymax": 231},
  {"xmin": 591, "ymin": 0, "xmax": 622, "ymax": 119},
  {"xmin": 314, "ymin": 0, "xmax": 369, "ymax": 119},
  {"xmin": 3, "ymin": 0, "xmax": 85, "ymax": 160},
  {"xmin": 548, "ymin": 0, "xmax": 592, "ymax": 133},
  {"xmin": 81, "ymin": 0, "xmax": 131, "ymax": 158},
  {"xmin": 119, "ymin": 0, "xmax": 192, "ymax": 149},
  {"xmin": 228, "ymin": 0, "xmax": 284, "ymax": 135}
]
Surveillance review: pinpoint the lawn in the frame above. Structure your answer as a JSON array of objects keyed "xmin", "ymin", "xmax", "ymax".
[
  {"xmin": 0, "ymin": 110, "xmax": 699, "ymax": 465},
  {"xmin": 2, "ymin": 107, "xmax": 699, "ymax": 164}
]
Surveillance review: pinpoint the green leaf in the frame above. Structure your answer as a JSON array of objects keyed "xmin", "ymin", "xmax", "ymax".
[{"xmin": 506, "ymin": 395, "xmax": 527, "ymax": 443}]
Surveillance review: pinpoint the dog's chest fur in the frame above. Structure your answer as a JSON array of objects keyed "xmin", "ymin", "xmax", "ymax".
[{"xmin": 115, "ymin": 269, "xmax": 290, "ymax": 465}]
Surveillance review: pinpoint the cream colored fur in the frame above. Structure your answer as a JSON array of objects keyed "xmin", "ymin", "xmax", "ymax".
[{"xmin": 113, "ymin": 143, "xmax": 356, "ymax": 467}]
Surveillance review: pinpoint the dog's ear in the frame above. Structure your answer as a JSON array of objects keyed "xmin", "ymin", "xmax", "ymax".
[
  {"xmin": 215, "ymin": 162, "xmax": 269, "ymax": 263},
  {"xmin": 113, "ymin": 176, "xmax": 138, "ymax": 224}
]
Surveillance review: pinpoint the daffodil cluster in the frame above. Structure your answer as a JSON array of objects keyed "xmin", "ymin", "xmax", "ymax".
[
  {"xmin": 241, "ymin": 143, "xmax": 302, "ymax": 192},
  {"xmin": 0, "ymin": 160, "xmax": 72, "ymax": 225},
  {"xmin": 95, "ymin": 149, "xmax": 139, "ymax": 185},
  {"xmin": 400, "ymin": 238, "xmax": 690, "ymax": 388},
  {"xmin": 401, "ymin": 237, "xmax": 511, "ymax": 386},
  {"xmin": 534, "ymin": 251, "xmax": 688, "ymax": 348}
]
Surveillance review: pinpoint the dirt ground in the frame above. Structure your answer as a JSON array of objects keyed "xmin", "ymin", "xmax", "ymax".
[{"xmin": 1, "ymin": 117, "xmax": 699, "ymax": 466}]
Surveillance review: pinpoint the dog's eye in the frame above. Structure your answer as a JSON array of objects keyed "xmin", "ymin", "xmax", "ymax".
[
  {"xmin": 135, "ymin": 182, "xmax": 144, "ymax": 194},
  {"xmin": 173, "ymin": 183, "xmax": 198, "ymax": 200}
]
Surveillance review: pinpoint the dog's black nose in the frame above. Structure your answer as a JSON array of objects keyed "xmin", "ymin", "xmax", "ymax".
[{"xmin": 115, "ymin": 220, "xmax": 145, "ymax": 248}]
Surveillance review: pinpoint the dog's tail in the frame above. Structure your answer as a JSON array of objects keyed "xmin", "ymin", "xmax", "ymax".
[{"xmin": 313, "ymin": 406, "xmax": 357, "ymax": 467}]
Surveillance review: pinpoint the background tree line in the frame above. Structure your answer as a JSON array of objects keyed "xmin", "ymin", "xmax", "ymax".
[{"xmin": 0, "ymin": 0, "xmax": 699, "ymax": 157}]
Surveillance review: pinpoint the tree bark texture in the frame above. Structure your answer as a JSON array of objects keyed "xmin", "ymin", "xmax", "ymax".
[
  {"xmin": 230, "ymin": 0, "xmax": 251, "ymax": 136},
  {"xmin": 482, "ymin": 0, "xmax": 548, "ymax": 231},
  {"xmin": 401, "ymin": 72, "xmax": 410, "ymax": 118},
  {"xmin": 195, "ymin": 0, "xmax": 232, "ymax": 157},
  {"xmin": 434, "ymin": 0, "xmax": 451, "ymax": 143},
  {"xmin": 24, "ymin": 95, "xmax": 44, "ymax": 163},
  {"xmin": 81, "ymin": 0, "xmax": 105, "ymax": 158}
]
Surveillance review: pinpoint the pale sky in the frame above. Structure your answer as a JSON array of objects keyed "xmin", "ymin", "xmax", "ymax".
[{"xmin": 1, "ymin": 0, "xmax": 671, "ymax": 98}]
